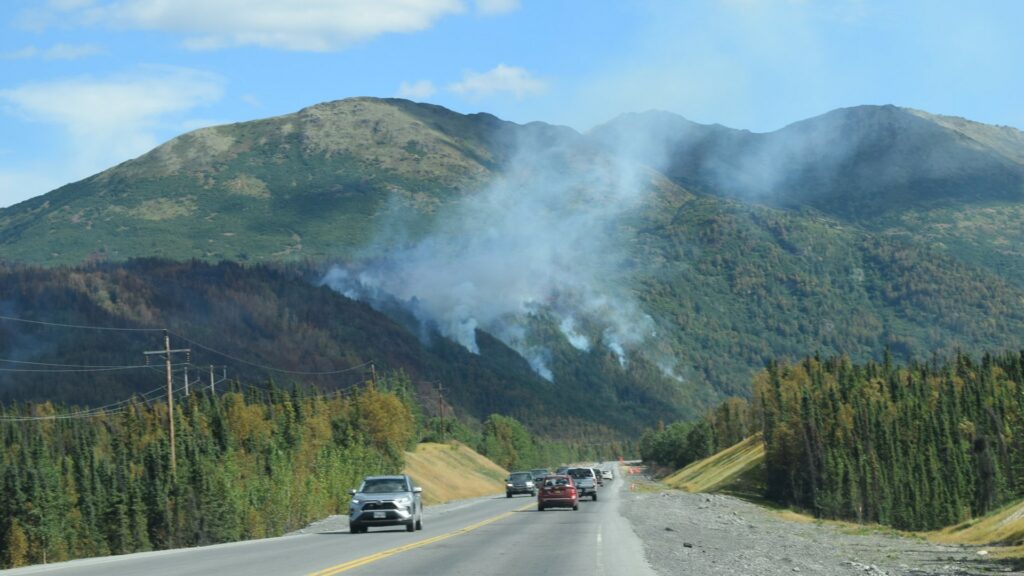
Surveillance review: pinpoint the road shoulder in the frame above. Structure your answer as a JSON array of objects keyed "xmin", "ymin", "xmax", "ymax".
[{"xmin": 620, "ymin": 486, "xmax": 1003, "ymax": 576}]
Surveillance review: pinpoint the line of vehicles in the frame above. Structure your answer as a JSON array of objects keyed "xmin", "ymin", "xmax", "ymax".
[
  {"xmin": 345, "ymin": 465, "xmax": 615, "ymax": 534},
  {"xmin": 506, "ymin": 465, "xmax": 614, "ymax": 511}
]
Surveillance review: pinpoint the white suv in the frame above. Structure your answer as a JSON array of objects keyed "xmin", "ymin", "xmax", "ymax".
[{"xmin": 348, "ymin": 475, "xmax": 423, "ymax": 533}]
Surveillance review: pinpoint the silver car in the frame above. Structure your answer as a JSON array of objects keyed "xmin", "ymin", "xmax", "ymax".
[{"xmin": 348, "ymin": 475, "xmax": 423, "ymax": 533}]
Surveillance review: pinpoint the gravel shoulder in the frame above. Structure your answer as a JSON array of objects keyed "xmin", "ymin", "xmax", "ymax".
[{"xmin": 621, "ymin": 486, "xmax": 1022, "ymax": 576}]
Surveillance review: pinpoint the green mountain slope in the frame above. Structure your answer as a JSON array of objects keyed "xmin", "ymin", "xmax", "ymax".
[
  {"xmin": 0, "ymin": 98, "xmax": 560, "ymax": 264},
  {"xmin": 593, "ymin": 105, "xmax": 1024, "ymax": 220},
  {"xmin": 3, "ymin": 97, "xmax": 1024, "ymax": 407},
  {"xmin": 593, "ymin": 105, "xmax": 1024, "ymax": 289}
]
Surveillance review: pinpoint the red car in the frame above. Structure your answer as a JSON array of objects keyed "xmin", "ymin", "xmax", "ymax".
[{"xmin": 537, "ymin": 474, "xmax": 579, "ymax": 511}]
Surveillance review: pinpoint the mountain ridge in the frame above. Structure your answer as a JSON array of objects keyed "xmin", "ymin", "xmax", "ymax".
[{"xmin": 3, "ymin": 97, "xmax": 1024, "ymax": 416}]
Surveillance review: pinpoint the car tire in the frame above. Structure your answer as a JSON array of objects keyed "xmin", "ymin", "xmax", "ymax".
[
  {"xmin": 406, "ymin": 520, "xmax": 415, "ymax": 532},
  {"xmin": 538, "ymin": 504, "xmax": 545, "ymax": 511},
  {"xmin": 572, "ymin": 503, "xmax": 579, "ymax": 511},
  {"xmin": 506, "ymin": 492, "xmax": 512, "ymax": 498},
  {"xmin": 349, "ymin": 524, "xmax": 361, "ymax": 534},
  {"xmin": 593, "ymin": 493, "xmax": 598, "ymax": 501},
  {"xmin": 416, "ymin": 516, "xmax": 423, "ymax": 531},
  {"xmin": 530, "ymin": 491, "xmax": 536, "ymax": 497}
]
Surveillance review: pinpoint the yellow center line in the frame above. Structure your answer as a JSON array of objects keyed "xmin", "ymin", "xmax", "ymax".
[{"xmin": 308, "ymin": 501, "xmax": 535, "ymax": 576}]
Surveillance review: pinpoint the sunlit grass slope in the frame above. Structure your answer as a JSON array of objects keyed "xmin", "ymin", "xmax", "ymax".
[
  {"xmin": 663, "ymin": 434, "xmax": 765, "ymax": 496},
  {"xmin": 403, "ymin": 441, "xmax": 508, "ymax": 505},
  {"xmin": 930, "ymin": 499, "xmax": 1024, "ymax": 558}
]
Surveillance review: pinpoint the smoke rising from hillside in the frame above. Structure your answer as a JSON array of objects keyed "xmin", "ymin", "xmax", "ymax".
[{"xmin": 322, "ymin": 130, "xmax": 658, "ymax": 380}]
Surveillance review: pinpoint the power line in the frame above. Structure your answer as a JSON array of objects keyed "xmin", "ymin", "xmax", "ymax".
[
  {"xmin": 0, "ymin": 364, "xmax": 165, "ymax": 373},
  {"xmin": 0, "ymin": 314, "xmax": 162, "ymax": 332},
  {"xmin": 0, "ymin": 384, "xmax": 168, "ymax": 422},
  {"xmin": 168, "ymin": 331, "xmax": 373, "ymax": 375},
  {"xmin": 0, "ymin": 315, "xmax": 375, "ymax": 377},
  {"xmin": 0, "ymin": 358, "xmax": 148, "ymax": 369}
]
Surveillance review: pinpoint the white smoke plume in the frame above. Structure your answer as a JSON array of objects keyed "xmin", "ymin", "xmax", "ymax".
[
  {"xmin": 559, "ymin": 316, "xmax": 590, "ymax": 352},
  {"xmin": 321, "ymin": 128, "xmax": 659, "ymax": 380}
]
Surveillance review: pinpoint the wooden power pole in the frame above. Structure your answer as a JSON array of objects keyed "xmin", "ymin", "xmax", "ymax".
[{"xmin": 144, "ymin": 330, "xmax": 189, "ymax": 473}]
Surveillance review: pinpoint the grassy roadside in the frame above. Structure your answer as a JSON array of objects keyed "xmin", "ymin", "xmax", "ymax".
[
  {"xmin": 403, "ymin": 441, "xmax": 509, "ymax": 505},
  {"xmin": 663, "ymin": 434, "xmax": 765, "ymax": 498},
  {"xmin": 660, "ymin": 435, "xmax": 1024, "ymax": 560},
  {"xmin": 929, "ymin": 500, "xmax": 1024, "ymax": 559}
]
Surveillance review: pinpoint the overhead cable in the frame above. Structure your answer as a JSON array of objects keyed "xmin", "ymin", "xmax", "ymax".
[
  {"xmin": 169, "ymin": 332, "xmax": 373, "ymax": 375},
  {"xmin": 0, "ymin": 314, "xmax": 162, "ymax": 332}
]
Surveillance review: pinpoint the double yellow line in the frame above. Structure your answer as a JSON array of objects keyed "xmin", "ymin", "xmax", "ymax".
[{"xmin": 309, "ymin": 502, "xmax": 534, "ymax": 576}]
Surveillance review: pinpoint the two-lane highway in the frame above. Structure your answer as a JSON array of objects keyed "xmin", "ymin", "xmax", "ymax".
[{"xmin": 3, "ymin": 469, "xmax": 656, "ymax": 576}]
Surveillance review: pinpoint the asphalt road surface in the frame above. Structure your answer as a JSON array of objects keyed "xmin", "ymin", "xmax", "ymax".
[{"xmin": 3, "ymin": 468, "xmax": 655, "ymax": 576}]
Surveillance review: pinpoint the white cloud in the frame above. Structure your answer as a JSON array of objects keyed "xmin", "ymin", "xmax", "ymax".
[
  {"xmin": 241, "ymin": 93, "xmax": 263, "ymax": 108},
  {"xmin": 448, "ymin": 64, "xmax": 546, "ymax": 100},
  {"xmin": 1, "ymin": 43, "xmax": 106, "ymax": 60},
  {"xmin": 47, "ymin": 0, "xmax": 466, "ymax": 52},
  {"xmin": 0, "ymin": 47, "xmax": 39, "ymax": 60},
  {"xmin": 50, "ymin": 0, "xmax": 98, "ymax": 9},
  {"xmin": 0, "ymin": 66, "xmax": 224, "ymax": 201},
  {"xmin": 475, "ymin": 0, "xmax": 519, "ymax": 15},
  {"xmin": 43, "ymin": 43, "xmax": 106, "ymax": 59},
  {"xmin": 396, "ymin": 80, "xmax": 437, "ymax": 100}
]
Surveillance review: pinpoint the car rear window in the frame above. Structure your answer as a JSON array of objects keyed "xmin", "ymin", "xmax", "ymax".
[{"xmin": 568, "ymin": 468, "xmax": 593, "ymax": 478}]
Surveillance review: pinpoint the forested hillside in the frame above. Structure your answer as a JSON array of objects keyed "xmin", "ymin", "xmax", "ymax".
[
  {"xmin": 755, "ymin": 352, "xmax": 1024, "ymax": 530},
  {"xmin": 0, "ymin": 372, "xmax": 596, "ymax": 568},
  {"xmin": 0, "ymin": 259, "xmax": 692, "ymax": 437},
  {"xmin": 0, "ymin": 382, "xmax": 411, "ymax": 568},
  {"xmin": 643, "ymin": 350, "xmax": 1024, "ymax": 532}
]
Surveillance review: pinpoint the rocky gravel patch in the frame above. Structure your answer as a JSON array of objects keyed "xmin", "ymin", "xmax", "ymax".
[{"xmin": 621, "ymin": 488, "xmax": 1021, "ymax": 576}]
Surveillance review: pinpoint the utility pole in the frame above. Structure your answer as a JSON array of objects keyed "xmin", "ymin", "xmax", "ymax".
[
  {"xmin": 370, "ymin": 362, "xmax": 378, "ymax": 389},
  {"xmin": 184, "ymin": 365, "xmax": 189, "ymax": 397},
  {"xmin": 144, "ymin": 330, "xmax": 189, "ymax": 473},
  {"xmin": 210, "ymin": 364, "xmax": 215, "ymax": 393}
]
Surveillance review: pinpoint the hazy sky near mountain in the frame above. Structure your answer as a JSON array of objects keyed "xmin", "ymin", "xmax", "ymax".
[{"xmin": 0, "ymin": 0, "xmax": 1021, "ymax": 207}]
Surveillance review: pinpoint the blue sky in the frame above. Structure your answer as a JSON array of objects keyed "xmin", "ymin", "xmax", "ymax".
[{"xmin": 1, "ymin": 0, "xmax": 1022, "ymax": 208}]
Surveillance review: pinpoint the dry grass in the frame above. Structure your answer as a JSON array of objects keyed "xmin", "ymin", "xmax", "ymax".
[
  {"xmin": 928, "ymin": 499, "xmax": 1024, "ymax": 558},
  {"xmin": 664, "ymin": 434, "xmax": 765, "ymax": 494},
  {"xmin": 403, "ymin": 441, "xmax": 508, "ymax": 505}
]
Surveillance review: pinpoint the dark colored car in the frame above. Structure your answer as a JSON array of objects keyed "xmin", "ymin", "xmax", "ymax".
[
  {"xmin": 555, "ymin": 466, "xmax": 570, "ymax": 475},
  {"xmin": 530, "ymin": 468, "xmax": 550, "ymax": 482},
  {"xmin": 348, "ymin": 475, "xmax": 423, "ymax": 533},
  {"xmin": 537, "ymin": 475, "xmax": 578, "ymax": 511},
  {"xmin": 506, "ymin": 471, "xmax": 537, "ymax": 497}
]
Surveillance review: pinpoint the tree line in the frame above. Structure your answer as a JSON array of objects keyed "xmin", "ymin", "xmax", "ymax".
[
  {"xmin": 642, "ymin": 350, "xmax": 1024, "ymax": 532},
  {"xmin": 0, "ymin": 370, "xmax": 600, "ymax": 569},
  {"xmin": 0, "ymin": 378, "xmax": 415, "ymax": 568}
]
